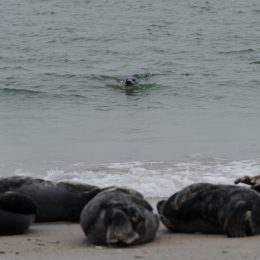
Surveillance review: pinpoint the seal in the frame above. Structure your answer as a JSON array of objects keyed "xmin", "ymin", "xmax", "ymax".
[
  {"xmin": 0, "ymin": 192, "xmax": 37, "ymax": 235},
  {"xmin": 235, "ymin": 175, "xmax": 260, "ymax": 193},
  {"xmin": 80, "ymin": 187, "xmax": 159, "ymax": 245},
  {"xmin": 0, "ymin": 176, "xmax": 108, "ymax": 222},
  {"xmin": 124, "ymin": 77, "xmax": 138, "ymax": 86},
  {"xmin": 157, "ymin": 183, "xmax": 260, "ymax": 237}
]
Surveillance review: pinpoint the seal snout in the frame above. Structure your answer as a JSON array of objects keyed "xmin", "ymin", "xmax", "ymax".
[{"xmin": 125, "ymin": 77, "xmax": 138, "ymax": 86}]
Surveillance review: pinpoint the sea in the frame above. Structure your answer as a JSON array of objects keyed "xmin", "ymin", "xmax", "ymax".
[{"xmin": 1, "ymin": 0, "xmax": 260, "ymax": 198}]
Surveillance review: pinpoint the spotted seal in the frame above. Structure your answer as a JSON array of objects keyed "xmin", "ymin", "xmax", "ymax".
[
  {"xmin": 157, "ymin": 183, "xmax": 260, "ymax": 237},
  {"xmin": 124, "ymin": 77, "xmax": 138, "ymax": 86},
  {"xmin": 0, "ymin": 192, "xmax": 37, "ymax": 235},
  {"xmin": 80, "ymin": 188, "xmax": 159, "ymax": 245},
  {"xmin": 235, "ymin": 174, "xmax": 260, "ymax": 193},
  {"xmin": 0, "ymin": 176, "xmax": 107, "ymax": 222}
]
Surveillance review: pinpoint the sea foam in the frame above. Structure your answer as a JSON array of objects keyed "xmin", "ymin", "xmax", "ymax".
[{"xmin": 12, "ymin": 158, "xmax": 260, "ymax": 198}]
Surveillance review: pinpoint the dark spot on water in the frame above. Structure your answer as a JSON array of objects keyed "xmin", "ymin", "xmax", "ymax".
[{"xmin": 181, "ymin": 73, "xmax": 194, "ymax": 76}]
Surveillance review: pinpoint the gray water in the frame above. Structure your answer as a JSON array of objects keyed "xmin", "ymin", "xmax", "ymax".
[{"xmin": 1, "ymin": 0, "xmax": 260, "ymax": 197}]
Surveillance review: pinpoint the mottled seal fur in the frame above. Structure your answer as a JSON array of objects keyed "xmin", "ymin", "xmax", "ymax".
[
  {"xmin": 235, "ymin": 175, "xmax": 260, "ymax": 193},
  {"xmin": 80, "ymin": 188, "xmax": 159, "ymax": 245},
  {"xmin": 0, "ymin": 176, "xmax": 105, "ymax": 222},
  {"xmin": 0, "ymin": 192, "xmax": 37, "ymax": 235},
  {"xmin": 124, "ymin": 77, "xmax": 138, "ymax": 86},
  {"xmin": 157, "ymin": 183, "xmax": 260, "ymax": 237}
]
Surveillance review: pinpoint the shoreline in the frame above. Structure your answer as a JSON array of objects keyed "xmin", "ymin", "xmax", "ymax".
[{"xmin": 1, "ymin": 199, "xmax": 260, "ymax": 260}]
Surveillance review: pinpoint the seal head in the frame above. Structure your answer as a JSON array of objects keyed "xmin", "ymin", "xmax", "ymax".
[
  {"xmin": 235, "ymin": 175, "xmax": 260, "ymax": 193},
  {"xmin": 0, "ymin": 192, "xmax": 37, "ymax": 235},
  {"xmin": 125, "ymin": 77, "xmax": 138, "ymax": 86}
]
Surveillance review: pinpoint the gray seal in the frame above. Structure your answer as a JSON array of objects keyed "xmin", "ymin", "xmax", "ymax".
[
  {"xmin": 80, "ymin": 188, "xmax": 159, "ymax": 245},
  {"xmin": 157, "ymin": 183, "xmax": 260, "ymax": 237},
  {"xmin": 0, "ymin": 176, "xmax": 105, "ymax": 222},
  {"xmin": 124, "ymin": 77, "xmax": 138, "ymax": 86},
  {"xmin": 0, "ymin": 192, "xmax": 37, "ymax": 235},
  {"xmin": 235, "ymin": 174, "xmax": 260, "ymax": 193}
]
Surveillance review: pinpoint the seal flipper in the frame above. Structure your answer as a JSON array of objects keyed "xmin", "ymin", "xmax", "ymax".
[
  {"xmin": 125, "ymin": 204, "xmax": 144, "ymax": 224},
  {"xmin": 106, "ymin": 209, "xmax": 139, "ymax": 245},
  {"xmin": 223, "ymin": 201, "xmax": 253, "ymax": 237}
]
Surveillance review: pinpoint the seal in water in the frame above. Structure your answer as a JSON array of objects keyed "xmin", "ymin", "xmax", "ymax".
[
  {"xmin": 80, "ymin": 188, "xmax": 159, "ymax": 245},
  {"xmin": 0, "ymin": 192, "xmax": 37, "ymax": 235},
  {"xmin": 124, "ymin": 77, "xmax": 138, "ymax": 86},
  {"xmin": 157, "ymin": 183, "xmax": 260, "ymax": 237},
  {"xmin": 0, "ymin": 176, "xmax": 109, "ymax": 222},
  {"xmin": 235, "ymin": 175, "xmax": 260, "ymax": 193}
]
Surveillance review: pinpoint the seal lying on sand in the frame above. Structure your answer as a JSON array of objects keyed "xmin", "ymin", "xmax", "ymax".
[
  {"xmin": 124, "ymin": 77, "xmax": 138, "ymax": 86},
  {"xmin": 0, "ymin": 176, "xmax": 107, "ymax": 222},
  {"xmin": 0, "ymin": 192, "xmax": 37, "ymax": 235},
  {"xmin": 157, "ymin": 183, "xmax": 260, "ymax": 237},
  {"xmin": 235, "ymin": 175, "xmax": 260, "ymax": 193},
  {"xmin": 80, "ymin": 188, "xmax": 159, "ymax": 245}
]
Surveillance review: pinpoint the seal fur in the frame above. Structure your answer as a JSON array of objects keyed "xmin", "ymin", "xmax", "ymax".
[
  {"xmin": 0, "ymin": 176, "xmax": 103, "ymax": 222},
  {"xmin": 235, "ymin": 174, "xmax": 260, "ymax": 193},
  {"xmin": 157, "ymin": 183, "xmax": 260, "ymax": 237},
  {"xmin": 0, "ymin": 192, "xmax": 37, "ymax": 235},
  {"xmin": 80, "ymin": 188, "xmax": 159, "ymax": 245}
]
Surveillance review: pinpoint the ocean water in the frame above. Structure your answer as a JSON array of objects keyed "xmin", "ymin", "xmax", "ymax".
[{"xmin": 1, "ymin": 0, "xmax": 260, "ymax": 197}]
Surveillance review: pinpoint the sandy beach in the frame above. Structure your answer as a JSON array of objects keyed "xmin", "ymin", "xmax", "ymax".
[
  {"xmin": 2, "ymin": 222, "xmax": 260, "ymax": 260},
  {"xmin": 1, "ymin": 199, "xmax": 260, "ymax": 260}
]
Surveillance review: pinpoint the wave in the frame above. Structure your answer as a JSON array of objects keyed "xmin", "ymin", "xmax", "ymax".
[
  {"xmin": 12, "ymin": 158, "xmax": 260, "ymax": 198},
  {"xmin": 218, "ymin": 49, "xmax": 255, "ymax": 54},
  {"xmin": 0, "ymin": 87, "xmax": 88, "ymax": 101},
  {"xmin": 250, "ymin": 61, "xmax": 260, "ymax": 64},
  {"xmin": 0, "ymin": 87, "xmax": 47, "ymax": 96}
]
